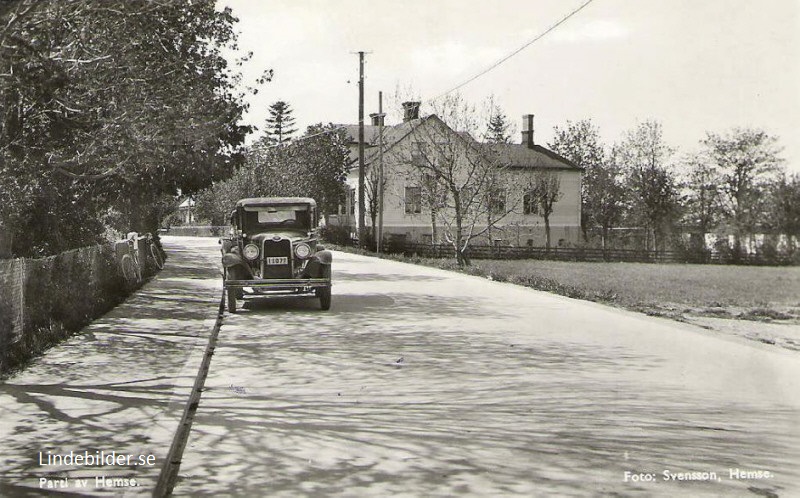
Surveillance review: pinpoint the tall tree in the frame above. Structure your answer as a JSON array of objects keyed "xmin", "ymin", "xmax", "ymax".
[
  {"xmin": 390, "ymin": 94, "xmax": 523, "ymax": 266},
  {"xmin": 680, "ymin": 153, "xmax": 722, "ymax": 247},
  {"xmin": 484, "ymin": 107, "xmax": 512, "ymax": 144},
  {"xmin": 481, "ymin": 101, "xmax": 514, "ymax": 244},
  {"xmin": 768, "ymin": 173, "xmax": 800, "ymax": 253},
  {"xmin": 586, "ymin": 159, "xmax": 625, "ymax": 250},
  {"xmin": 263, "ymin": 101, "xmax": 297, "ymax": 145},
  {"xmin": 548, "ymin": 119, "xmax": 608, "ymax": 241},
  {"xmin": 195, "ymin": 124, "xmax": 349, "ymax": 224},
  {"xmin": 292, "ymin": 124, "xmax": 349, "ymax": 215},
  {"xmin": 700, "ymin": 128, "xmax": 783, "ymax": 252},
  {"xmin": 0, "ymin": 0, "xmax": 252, "ymax": 255},
  {"xmin": 615, "ymin": 121, "xmax": 681, "ymax": 252}
]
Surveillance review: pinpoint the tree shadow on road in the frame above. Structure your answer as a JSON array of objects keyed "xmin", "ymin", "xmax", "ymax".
[{"xmin": 0, "ymin": 239, "xmax": 223, "ymax": 494}]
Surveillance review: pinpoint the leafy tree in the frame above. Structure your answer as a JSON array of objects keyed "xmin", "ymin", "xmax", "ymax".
[
  {"xmin": 700, "ymin": 128, "xmax": 783, "ymax": 251},
  {"xmin": 291, "ymin": 124, "xmax": 349, "ymax": 215},
  {"xmin": 767, "ymin": 173, "xmax": 800, "ymax": 253},
  {"xmin": 263, "ymin": 101, "xmax": 297, "ymax": 145},
  {"xmin": 680, "ymin": 153, "xmax": 722, "ymax": 247},
  {"xmin": 587, "ymin": 160, "xmax": 626, "ymax": 250},
  {"xmin": 0, "ymin": 0, "xmax": 251, "ymax": 255},
  {"xmin": 615, "ymin": 121, "xmax": 681, "ymax": 252},
  {"xmin": 195, "ymin": 124, "xmax": 349, "ymax": 224},
  {"xmin": 548, "ymin": 119, "xmax": 609, "ymax": 240}
]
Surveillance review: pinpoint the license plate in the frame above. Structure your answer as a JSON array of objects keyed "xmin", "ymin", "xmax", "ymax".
[{"xmin": 265, "ymin": 257, "xmax": 288, "ymax": 265}]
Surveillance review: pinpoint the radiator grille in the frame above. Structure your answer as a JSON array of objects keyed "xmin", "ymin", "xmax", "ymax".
[{"xmin": 261, "ymin": 239, "xmax": 292, "ymax": 279}]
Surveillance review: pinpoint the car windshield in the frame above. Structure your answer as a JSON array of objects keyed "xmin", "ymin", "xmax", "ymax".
[{"xmin": 241, "ymin": 205, "xmax": 311, "ymax": 231}]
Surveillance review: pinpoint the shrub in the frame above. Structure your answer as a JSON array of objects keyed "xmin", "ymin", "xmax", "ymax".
[{"xmin": 320, "ymin": 225, "xmax": 352, "ymax": 246}]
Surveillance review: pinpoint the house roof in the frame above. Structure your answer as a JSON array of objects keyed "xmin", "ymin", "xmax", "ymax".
[
  {"xmin": 340, "ymin": 124, "xmax": 381, "ymax": 145},
  {"xmin": 488, "ymin": 143, "xmax": 583, "ymax": 171},
  {"xmin": 339, "ymin": 119, "xmax": 424, "ymax": 165},
  {"xmin": 340, "ymin": 115, "xmax": 581, "ymax": 172},
  {"xmin": 178, "ymin": 197, "xmax": 195, "ymax": 208}
]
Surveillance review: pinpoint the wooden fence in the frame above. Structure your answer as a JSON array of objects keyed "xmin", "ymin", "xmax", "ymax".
[{"xmin": 392, "ymin": 242, "xmax": 794, "ymax": 265}]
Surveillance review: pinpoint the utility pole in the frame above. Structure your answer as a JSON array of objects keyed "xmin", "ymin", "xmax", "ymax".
[
  {"xmin": 357, "ymin": 51, "xmax": 366, "ymax": 247},
  {"xmin": 377, "ymin": 91, "xmax": 385, "ymax": 253}
]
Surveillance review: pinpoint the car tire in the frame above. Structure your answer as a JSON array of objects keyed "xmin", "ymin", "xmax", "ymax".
[
  {"xmin": 317, "ymin": 286, "xmax": 331, "ymax": 310},
  {"xmin": 227, "ymin": 287, "xmax": 237, "ymax": 314}
]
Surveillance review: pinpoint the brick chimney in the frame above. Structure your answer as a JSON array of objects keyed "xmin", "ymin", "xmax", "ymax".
[
  {"xmin": 402, "ymin": 101, "xmax": 421, "ymax": 122},
  {"xmin": 521, "ymin": 114, "xmax": 535, "ymax": 149},
  {"xmin": 369, "ymin": 112, "xmax": 385, "ymax": 126}
]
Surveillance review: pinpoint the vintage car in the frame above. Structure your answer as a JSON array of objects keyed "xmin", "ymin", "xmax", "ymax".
[{"xmin": 220, "ymin": 197, "xmax": 332, "ymax": 312}]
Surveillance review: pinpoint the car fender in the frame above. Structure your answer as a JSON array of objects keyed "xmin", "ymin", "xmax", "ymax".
[
  {"xmin": 222, "ymin": 252, "xmax": 254, "ymax": 279},
  {"xmin": 313, "ymin": 249, "xmax": 332, "ymax": 265},
  {"xmin": 222, "ymin": 252, "xmax": 245, "ymax": 267}
]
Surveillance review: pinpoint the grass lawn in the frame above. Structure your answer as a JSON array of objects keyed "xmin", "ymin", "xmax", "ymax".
[
  {"xmin": 466, "ymin": 259, "xmax": 800, "ymax": 319},
  {"xmin": 462, "ymin": 259, "xmax": 800, "ymax": 352},
  {"xmin": 332, "ymin": 244, "xmax": 800, "ymax": 351},
  {"xmin": 332, "ymin": 244, "xmax": 800, "ymax": 321}
]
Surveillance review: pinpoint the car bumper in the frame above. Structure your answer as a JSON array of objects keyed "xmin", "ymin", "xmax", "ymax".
[{"xmin": 224, "ymin": 278, "xmax": 330, "ymax": 292}]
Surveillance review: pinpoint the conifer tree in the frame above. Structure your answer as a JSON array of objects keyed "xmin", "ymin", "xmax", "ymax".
[
  {"xmin": 485, "ymin": 110, "xmax": 512, "ymax": 144},
  {"xmin": 264, "ymin": 101, "xmax": 298, "ymax": 145}
]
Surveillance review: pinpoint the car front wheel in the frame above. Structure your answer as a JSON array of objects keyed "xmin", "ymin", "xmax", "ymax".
[
  {"xmin": 317, "ymin": 286, "xmax": 331, "ymax": 311},
  {"xmin": 227, "ymin": 287, "xmax": 237, "ymax": 313}
]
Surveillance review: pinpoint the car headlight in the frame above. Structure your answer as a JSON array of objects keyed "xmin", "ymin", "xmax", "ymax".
[
  {"xmin": 294, "ymin": 243, "xmax": 311, "ymax": 259},
  {"xmin": 243, "ymin": 243, "xmax": 260, "ymax": 260}
]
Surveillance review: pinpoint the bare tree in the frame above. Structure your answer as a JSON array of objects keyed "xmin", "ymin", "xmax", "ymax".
[
  {"xmin": 388, "ymin": 94, "xmax": 521, "ymax": 265},
  {"xmin": 364, "ymin": 153, "xmax": 388, "ymax": 247},
  {"xmin": 524, "ymin": 170, "xmax": 563, "ymax": 250},
  {"xmin": 615, "ymin": 121, "xmax": 681, "ymax": 252}
]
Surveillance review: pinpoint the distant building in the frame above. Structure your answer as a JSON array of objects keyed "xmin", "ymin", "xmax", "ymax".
[
  {"xmin": 328, "ymin": 106, "xmax": 583, "ymax": 247},
  {"xmin": 176, "ymin": 197, "xmax": 196, "ymax": 225}
]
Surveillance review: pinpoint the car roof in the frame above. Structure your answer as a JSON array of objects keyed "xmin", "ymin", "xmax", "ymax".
[{"xmin": 235, "ymin": 197, "xmax": 317, "ymax": 208}]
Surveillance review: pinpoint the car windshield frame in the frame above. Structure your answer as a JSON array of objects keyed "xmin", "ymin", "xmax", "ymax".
[{"xmin": 240, "ymin": 204, "xmax": 313, "ymax": 232}]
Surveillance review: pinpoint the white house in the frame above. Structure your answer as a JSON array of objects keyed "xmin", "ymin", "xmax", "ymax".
[{"xmin": 329, "ymin": 104, "xmax": 583, "ymax": 248}]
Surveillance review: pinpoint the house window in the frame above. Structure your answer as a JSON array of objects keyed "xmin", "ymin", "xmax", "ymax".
[
  {"xmin": 405, "ymin": 186, "xmax": 422, "ymax": 214},
  {"xmin": 411, "ymin": 142, "xmax": 431, "ymax": 167},
  {"xmin": 349, "ymin": 188, "xmax": 356, "ymax": 215},
  {"xmin": 523, "ymin": 192, "xmax": 537, "ymax": 215},
  {"xmin": 488, "ymin": 187, "xmax": 506, "ymax": 214}
]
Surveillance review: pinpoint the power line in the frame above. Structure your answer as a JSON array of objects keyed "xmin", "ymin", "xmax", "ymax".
[
  {"xmin": 255, "ymin": 0, "xmax": 596, "ymax": 147},
  {"xmin": 431, "ymin": 0, "xmax": 597, "ymax": 101},
  {"xmin": 255, "ymin": 124, "xmax": 348, "ymax": 149}
]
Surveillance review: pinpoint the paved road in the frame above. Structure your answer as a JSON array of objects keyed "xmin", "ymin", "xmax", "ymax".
[
  {"xmin": 0, "ymin": 237, "xmax": 223, "ymax": 496},
  {"xmin": 169, "ymin": 237, "xmax": 800, "ymax": 497}
]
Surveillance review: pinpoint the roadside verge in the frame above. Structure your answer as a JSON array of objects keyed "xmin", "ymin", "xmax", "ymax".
[{"xmin": 0, "ymin": 236, "xmax": 222, "ymax": 496}]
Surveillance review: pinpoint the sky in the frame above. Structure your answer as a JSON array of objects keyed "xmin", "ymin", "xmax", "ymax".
[{"xmin": 220, "ymin": 0, "xmax": 800, "ymax": 172}]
